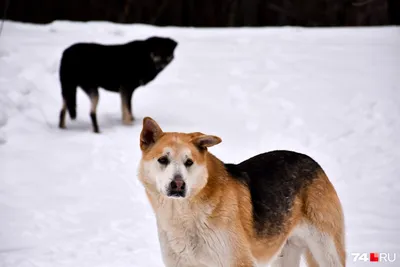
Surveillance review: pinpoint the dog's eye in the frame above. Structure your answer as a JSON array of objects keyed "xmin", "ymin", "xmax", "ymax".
[
  {"xmin": 184, "ymin": 159, "xmax": 193, "ymax": 167},
  {"xmin": 158, "ymin": 156, "xmax": 169, "ymax": 165}
]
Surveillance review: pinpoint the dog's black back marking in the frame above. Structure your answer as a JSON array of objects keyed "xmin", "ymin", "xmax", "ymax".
[{"xmin": 225, "ymin": 150, "xmax": 321, "ymax": 236}]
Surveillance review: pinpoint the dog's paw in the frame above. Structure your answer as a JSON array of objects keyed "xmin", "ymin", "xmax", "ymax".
[{"xmin": 122, "ymin": 119, "xmax": 134, "ymax": 126}]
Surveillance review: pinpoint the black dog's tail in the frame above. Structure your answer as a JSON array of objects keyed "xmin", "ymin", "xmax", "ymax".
[
  {"xmin": 61, "ymin": 83, "xmax": 77, "ymax": 119},
  {"xmin": 59, "ymin": 49, "xmax": 77, "ymax": 120}
]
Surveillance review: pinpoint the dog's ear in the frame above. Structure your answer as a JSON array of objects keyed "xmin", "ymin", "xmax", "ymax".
[
  {"xmin": 145, "ymin": 36, "xmax": 177, "ymax": 53},
  {"xmin": 145, "ymin": 36, "xmax": 161, "ymax": 50},
  {"xmin": 191, "ymin": 134, "xmax": 222, "ymax": 150},
  {"xmin": 189, "ymin": 132, "xmax": 206, "ymax": 139},
  {"xmin": 140, "ymin": 117, "xmax": 163, "ymax": 151},
  {"xmin": 169, "ymin": 39, "xmax": 178, "ymax": 50}
]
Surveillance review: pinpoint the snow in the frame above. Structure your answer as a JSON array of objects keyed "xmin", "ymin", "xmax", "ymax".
[{"xmin": 0, "ymin": 21, "xmax": 400, "ymax": 267}]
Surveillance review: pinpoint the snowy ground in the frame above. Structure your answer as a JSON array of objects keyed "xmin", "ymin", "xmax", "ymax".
[{"xmin": 0, "ymin": 21, "xmax": 399, "ymax": 267}]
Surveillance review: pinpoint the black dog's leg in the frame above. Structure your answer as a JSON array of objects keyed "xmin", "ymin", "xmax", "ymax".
[
  {"xmin": 90, "ymin": 89, "xmax": 100, "ymax": 133},
  {"xmin": 120, "ymin": 87, "xmax": 134, "ymax": 125},
  {"xmin": 59, "ymin": 83, "xmax": 77, "ymax": 129},
  {"xmin": 59, "ymin": 100, "xmax": 67, "ymax": 129},
  {"xmin": 83, "ymin": 87, "xmax": 100, "ymax": 133},
  {"xmin": 126, "ymin": 89, "xmax": 134, "ymax": 121},
  {"xmin": 90, "ymin": 112, "xmax": 100, "ymax": 133}
]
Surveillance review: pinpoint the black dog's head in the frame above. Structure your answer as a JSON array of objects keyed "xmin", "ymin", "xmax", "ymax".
[{"xmin": 145, "ymin": 36, "xmax": 178, "ymax": 70}]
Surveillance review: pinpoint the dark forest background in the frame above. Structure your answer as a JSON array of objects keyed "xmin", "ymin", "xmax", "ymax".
[{"xmin": 1, "ymin": 0, "xmax": 399, "ymax": 27}]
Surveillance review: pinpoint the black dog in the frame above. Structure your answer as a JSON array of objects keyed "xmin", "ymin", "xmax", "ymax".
[{"xmin": 58, "ymin": 36, "xmax": 177, "ymax": 133}]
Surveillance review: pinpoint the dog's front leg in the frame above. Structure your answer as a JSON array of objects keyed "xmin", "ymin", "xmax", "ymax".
[
  {"xmin": 232, "ymin": 247, "xmax": 257, "ymax": 267},
  {"xmin": 158, "ymin": 229, "xmax": 193, "ymax": 267},
  {"xmin": 234, "ymin": 261, "xmax": 257, "ymax": 267},
  {"xmin": 119, "ymin": 87, "xmax": 134, "ymax": 125}
]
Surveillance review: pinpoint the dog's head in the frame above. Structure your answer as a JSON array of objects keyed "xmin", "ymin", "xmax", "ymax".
[
  {"xmin": 145, "ymin": 36, "xmax": 178, "ymax": 70},
  {"xmin": 138, "ymin": 117, "xmax": 221, "ymax": 199}
]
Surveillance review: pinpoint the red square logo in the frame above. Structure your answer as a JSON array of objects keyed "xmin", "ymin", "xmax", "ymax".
[{"xmin": 370, "ymin": 253, "xmax": 379, "ymax": 262}]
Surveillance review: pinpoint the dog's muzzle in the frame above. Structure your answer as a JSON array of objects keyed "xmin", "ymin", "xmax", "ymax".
[{"xmin": 167, "ymin": 174, "xmax": 186, "ymax": 198}]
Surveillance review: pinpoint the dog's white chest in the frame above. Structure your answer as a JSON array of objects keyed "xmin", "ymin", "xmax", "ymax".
[{"xmin": 157, "ymin": 212, "xmax": 232, "ymax": 267}]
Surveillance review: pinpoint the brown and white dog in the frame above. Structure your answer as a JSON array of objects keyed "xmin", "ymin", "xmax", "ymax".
[{"xmin": 138, "ymin": 117, "xmax": 346, "ymax": 267}]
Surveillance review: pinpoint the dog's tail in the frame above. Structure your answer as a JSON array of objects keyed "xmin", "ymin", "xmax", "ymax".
[
  {"xmin": 59, "ymin": 50, "xmax": 77, "ymax": 120},
  {"xmin": 61, "ymin": 83, "xmax": 77, "ymax": 119}
]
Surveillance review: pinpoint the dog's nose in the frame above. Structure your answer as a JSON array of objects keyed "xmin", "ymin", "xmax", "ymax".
[{"xmin": 170, "ymin": 175, "xmax": 185, "ymax": 191}]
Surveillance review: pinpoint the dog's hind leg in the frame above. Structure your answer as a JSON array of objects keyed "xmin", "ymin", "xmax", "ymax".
[
  {"xmin": 302, "ymin": 171, "xmax": 346, "ymax": 266},
  {"xmin": 270, "ymin": 240, "xmax": 303, "ymax": 267},
  {"xmin": 59, "ymin": 82, "xmax": 78, "ymax": 129},
  {"xmin": 301, "ymin": 224, "xmax": 344, "ymax": 267},
  {"xmin": 305, "ymin": 249, "xmax": 318, "ymax": 267},
  {"xmin": 61, "ymin": 83, "xmax": 78, "ymax": 120},
  {"xmin": 120, "ymin": 87, "xmax": 134, "ymax": 125}
]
